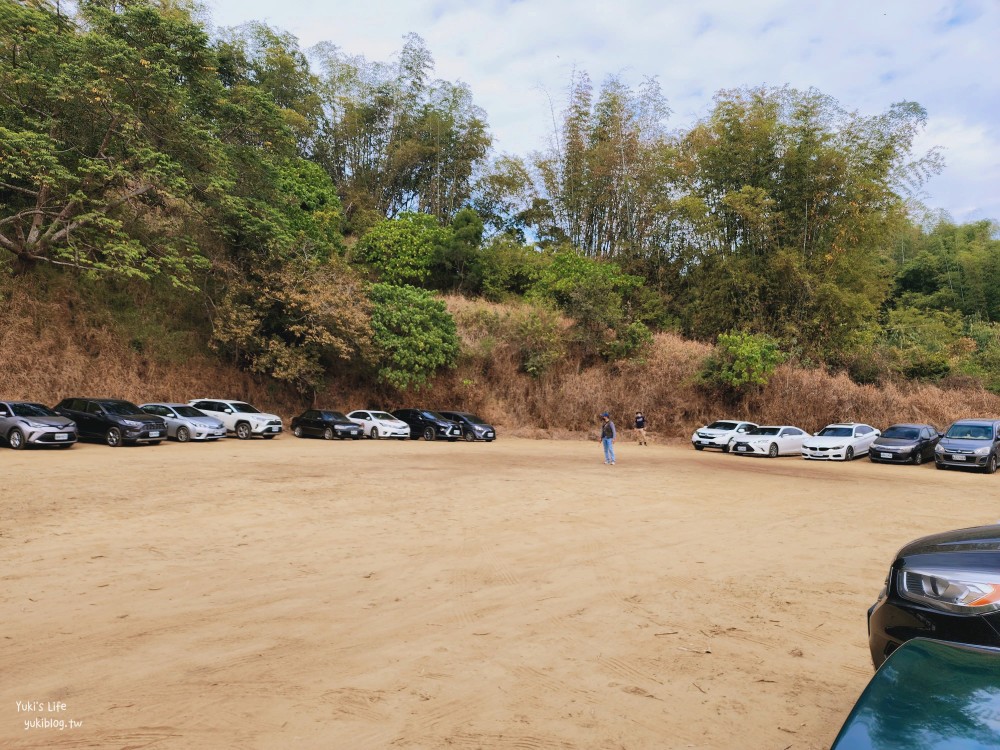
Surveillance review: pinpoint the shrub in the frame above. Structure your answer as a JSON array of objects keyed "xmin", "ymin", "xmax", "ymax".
[
  {"xmin": 355, "ymin": 213, "xmax": 447, "ymax": 285},
  {"xmin": 698, "ymin": 330, "xmax": 785, "ymax": 393}
]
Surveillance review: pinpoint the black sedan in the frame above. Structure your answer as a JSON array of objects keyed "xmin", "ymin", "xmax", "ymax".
[
  {"xmin": 392, "ymin": 409, "xmax": 462, "ymax": 441},
  {"xmin": 290, "ymin": 410, "xmax": 363, "ymax": 440},
  {"xmin": 868, "ymin": 423, "xmax": 940, "ymax": 465},
  {"xmin": 438, "ymin": 411, "xmax": 496, "ymax": 442},
  {"xmin": 53, "ymin": 397, "xmax": 167, "ymax": 447},
  {"xmin": 868, "ymin": 524, "xmax": 1000, "ymax": 669}
]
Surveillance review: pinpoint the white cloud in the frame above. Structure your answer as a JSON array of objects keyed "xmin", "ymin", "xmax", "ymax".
[{"xmin": 206, "ymin": 0, "xmax": 1000, "ymax": 223}]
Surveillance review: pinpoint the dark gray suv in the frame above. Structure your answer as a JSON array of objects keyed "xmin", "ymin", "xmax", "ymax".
[{"xmin": 935, "ymin": 419, "xmax": 1000, "ymax": 474}]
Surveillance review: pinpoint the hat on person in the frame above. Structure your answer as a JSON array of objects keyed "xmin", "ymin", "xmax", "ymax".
[{"xmin": 600, "ymin": 412, "xmax": 610, "ymax": 418}]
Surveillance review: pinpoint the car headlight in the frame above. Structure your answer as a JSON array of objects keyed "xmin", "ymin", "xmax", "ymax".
[
  {"xmin": 122, "ymin": 420, "xmax": 142, "ymax": 428},
  {"xmin": 830, "ymin": 445, "xmax": 844, "ymax": 450},
  {"xmin": 23, "ymin": 420, "xmax": 48, "ymax": 429},
  {"xmin": 935, "ymin": 444, "xmax": 945, "ymax": 453},
  {"xmin": 974, "ymin": 446, "xmax": 992, "ymax": 456},
  {"xmin": 899, "ymin": 568, "xmax": 1000, "ymax": 614}
]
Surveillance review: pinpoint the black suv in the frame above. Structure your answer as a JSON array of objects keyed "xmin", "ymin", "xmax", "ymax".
[
  {"xmin": 392, "ymin": 409, "xmax": 462, "ymax": 441},
  {"xmin": 935, "ymin": 419, "xmax": 1000, "ymax": 473},
  {"xmin": 54, "ymin": 398, "xmax": 168, "ymax": 447},
  {"xmin": 438, "ymin": 411, "xmax": 496, "ymax": 442},
  {"xmin": 290, "ymin": 410, "xmax": 362, "ymax": 440},
  {"xmin": 868, "ymin": 524, "xmax": 1000, "ymax": 668}
]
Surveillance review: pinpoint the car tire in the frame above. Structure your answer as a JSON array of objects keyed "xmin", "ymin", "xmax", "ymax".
[
  {"xmin": 423, "ymin": 426, "xmax": 435, "ymax": 441},
  {"xmin": 176, "ymin": 426, "xmax": 191, "ymax": 443},
  {"xmin": 293, "ymin": 426, "xmax": 303, "ymax": 438},
  {"xmin": 370, "ymin": 427, "xmax": 379, "ymax": 439},
  {"xmin": 768, "ymin": 443, "xmax": 778, "ymax": 458},
  {"xmin": 986, "ymin": 455, "xmax": 998, "ymax": 475},
  {"xmin": 722, "ymin": 442, "xmax": 730, "ymax": 453},
  {"xmin": 845, "ymin": 447, "xmax": 854, "ymax": 461},
  {"xmin": 694, "ymin": 444, "xmax": 704, "ymax": 451},
  {"xmin": 8, "ymin": 428, "xmax": 26, "ymax": 450},
  {"xmin": 464, "ymin": 431, "xmax": 476, "ymax": 442},
  {"xmin": 323, "ymin": 427, "xmax": 334, "ymax": 441},
  {"xmin": 236, "ymin": 422, "xmax": 252, "ymax": 440},
  {"xmin": 106, "ymin": 427, "xmax": 122, "ymax": 447},
  {"xmin": 913, "ymin": 450, "xmax": 922, "ymax": 465}
]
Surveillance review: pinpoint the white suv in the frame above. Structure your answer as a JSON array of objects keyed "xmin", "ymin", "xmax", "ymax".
[
  {"xmin": 187, "ymin": 399, "xmax": 283, "ymax": 440},
  {"xmin": 691, "ymin": 419, "xmax": 758, "ymax": 452}
]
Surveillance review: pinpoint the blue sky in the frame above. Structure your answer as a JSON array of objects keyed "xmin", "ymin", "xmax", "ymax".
[{"xmin": 205, "ymin": 0, "xmax": 1000, "ymax": 225}]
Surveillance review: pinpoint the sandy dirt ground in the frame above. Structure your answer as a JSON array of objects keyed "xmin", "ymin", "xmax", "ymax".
[{"xmin": 2, "ymin": 434, "xmax": 997, "ymax": 749}]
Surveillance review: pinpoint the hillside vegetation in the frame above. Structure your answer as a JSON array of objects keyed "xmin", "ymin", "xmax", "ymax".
[{"xmin": 2, "ymin": 0, "xmax": 999, "ymax": 434}]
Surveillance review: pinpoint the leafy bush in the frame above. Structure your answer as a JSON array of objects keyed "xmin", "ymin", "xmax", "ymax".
[
  {"xmin": 698, "ymin": 331, "xmax": 785, "ymax": 393},
  {"xmin": 368, "ymin": 283, "xmax": 459, "ymax": 389},
  {"xmin": 355, "ymin": 213, "xmax": 447, "ymax": 285},
  {"xmin": 515, "ymin": 308, "xmax": 565, "ymax": 377}
]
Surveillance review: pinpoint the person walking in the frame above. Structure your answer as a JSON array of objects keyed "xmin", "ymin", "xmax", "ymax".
[
  {"xmin": 600, "ymin": 412, "xmax": 617, "ymax": 465},
  {"xmin": 634, "ymin": 411, "xmax": 647, "ymax": 445}
]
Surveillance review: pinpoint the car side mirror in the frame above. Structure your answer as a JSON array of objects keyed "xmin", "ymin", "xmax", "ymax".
[
  {"xmin": 224, "ymin": 409, "xmax": 233, "ymax": 414},
  {"xmin": 737, "ymin": 429, "xmax": 745, "ymax": 433},
  {"xmin": 813, "ymin": 432, "xmax": 819, "ymax": 436}
]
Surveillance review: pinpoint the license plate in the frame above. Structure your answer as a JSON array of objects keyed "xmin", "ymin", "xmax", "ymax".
[
  {"xmin": 54, "ymin": 433, "xmax": 68, "ymax": 441},
  {"xmin": 737, "ymin": 446, "xmax": 748, "ymax": 452},
  {"xmin": 149, "ymin": 431, "xmax": 161, "ymax": 437},
  {"xmin": 486, "ymin": 432, "xmax": 494, "ymax": 437},
  {"xmin": 880, "ymin": 452, "xmax": 892, "ymax": 459},
  {"xmin": 952, "ymin": 455, "xmax": 966, "ymax": 461}
]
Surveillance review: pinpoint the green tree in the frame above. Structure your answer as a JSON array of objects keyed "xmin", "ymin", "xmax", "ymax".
[
  {"xmin": 698, "ymin": 331, "xmax": 786, "ymax": 393},
  {"xmin": 354, "ymin": 212, "xmax": 447, "ymax": 284}
]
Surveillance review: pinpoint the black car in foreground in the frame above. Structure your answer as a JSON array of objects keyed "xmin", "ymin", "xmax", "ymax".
[
  {"xmin": 54, "ymin": 398, "xmax": 168, "ymax": 447},
  {"xmin": 869, "ymin": 423, "xmax": 940, "ymax": 465},
  {"xmin": 438, "ymin": 411, "xmax": 496, "ymax": 442},
  {"xmin": 935, "ymin": 419, "xmax": 1000, "ymax": 474},
  {"xmin": 290, "ymin": 410, "xmax": 362, "ymax": 440},
  {"xmin": 868, "ymin": 524, "xmax": 1000, "ymax": 669},
  {"xmin": 392, "ymin": 409, "xmax": 462, "ymax": 441}
]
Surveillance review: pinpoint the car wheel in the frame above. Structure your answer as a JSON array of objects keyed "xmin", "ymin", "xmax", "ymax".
[
  {"xmin": 694, "ymin": 444, "xmax": 704, "ymax": 451},
  {"xmin": 423, "ymin": 426, "xmax": 435, "ymax": 441},
  {"xmin": 293, "ymin": 426, "xmax": 303, "ymax": 438},
  {"xmin": 236, "ymin": 421, "xmax": 252, "ymax": 440},
  {"xmin": 370, "ymin": 427, "xmax": 379, "ymax": 439},
  {"xmin": 323, "ymin": 427, "xmax": 334, "ymax": 441},
  {"xmin": 722, "ymin": 441, "xmax": 731, "ymax": 453},
  {"xmin": 912, "ymin": 450, "xmax": 922, "ymax": 465},
  {"xmin": 464, "ymin": 430, "xmax": 476, "ymax": 442},
  {"xmin": 986, "ymin": 455, "xmax": 998, "ymax": 475},
  {"xmin": 8, "ymin": 428, "xmax": 25, "ymax": 450},
  {"xmin": 768, "ymin": 443, "xmax": 778, "ymax": 458},
  {"xmin": 176, "ymin": 426, "xmax": 191, "ymax": 443},
  {"xmin": 106, "ymin": 427, "xmax": 122, "ymax": 447},
  {"xmin": 845, "ymin": 447, "xmax": 854, "ymax": 461}
]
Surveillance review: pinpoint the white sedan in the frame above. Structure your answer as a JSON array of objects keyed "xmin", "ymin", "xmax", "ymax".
[
  {"xmin": 346, "ymin": 410, "xmax": 410, "ymax": 440},
  {"xmin": 691, "ymin": 419, "xmax": 759, "ymax": 452},
  {"xmin": 801, "ymin": 423, "xmax": 880, "ymax": 461},
  {"xmin": 731, "ymin": 425, "xmax": 810, "ymax": 457}
]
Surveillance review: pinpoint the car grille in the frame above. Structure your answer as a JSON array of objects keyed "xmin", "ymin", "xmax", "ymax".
[{"xmin": 267, "ymin": 419, "xmax": 281, "ymax": 426}]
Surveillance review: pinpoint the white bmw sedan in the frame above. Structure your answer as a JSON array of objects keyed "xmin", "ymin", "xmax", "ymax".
[
  {"xmin": 801, "ymin": 423, "xmax": 880, "ymax": 461},
  {"xmin": 346, "ymin": 410, "xmax": 410, "ymax": 440},
  {"xmin": 731, "ymin": 425, "xmax": 810, "ymax": 457}
]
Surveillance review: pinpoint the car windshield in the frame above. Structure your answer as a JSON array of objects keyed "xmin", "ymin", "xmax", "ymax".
[
  {"xmin": 230, "ymin": 402, "xmax": 261, "ymax": 414},
  {"xmin": 818, "ymin": 427, "xmax": 853, "ymax": 437},
  {"xmin": 11, "ymin": 403, "xmax": 57, "ymax": 417},
  {"xmin": 370, "ymin": 412, "xmax": 395, "ymax": 420},
  {"xmin": 707, "ymin": 421, "xmax": 739, "ymax": 430},
  {"xmin": 325, "ymin": 412, "xmax": 349, "ymax": 421},
  {"xmin": 882, "ymin": 426, "xmax": 919, "ymax": 440},
  {"xmin": 749, "ymin": 427, "xmax": 780, "ymax": 436},
  {"xmin": 453, "ymin": 413, "xmax": 484, "ymax": 423},
  {"xmin": 946, "ymin": 424, "xmax": 994, "ymax": 440},
  {"xmin": 101, "ymin": 401, "xmax": 142, "ymax": 416},
  {"xmin": 422, "ymin": 411, "xmax": 445, "ymax": 420},
  {"xmin": 173, "ymin": 406, "xmax": 204, "ymax": 418}
]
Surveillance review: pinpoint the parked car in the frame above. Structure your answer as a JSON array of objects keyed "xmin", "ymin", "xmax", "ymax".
[
  {"xmin": 53, "ymin": 398, "xmax": 167, "ymax": 447},
  {"xmin": 935, "ymin": 419, "xmax": 1000, "ymax": 474},
  {"xmin": 730, "ymin": 425, "xmax": 809, "ymax": 457},
  {"xmin": 690, "ymin": 419, "xmax": 758, "ymax": 452},
  {"xmin": 187, "ymin": 399, "xmax": 283, "ymax": 440},
  {"xmin": 868, "ymin": 523, "xmax": 1000, "ymax": 669},
  {"xmin": 392, "ymin": 409, "xmax": 462, "ymax": 441},
  {"xmin": 869, "ymin": 423, "xmax": 941, "ymax": 465},
  {"xmin": 438, "ymin": 411, "xmax": 496, "ymax": 442},
  {"xmin": 346, "ymin": 410, "xmax": 410, "ymax": 440},
  {"xmin": 801, "ymin": 422, "xmax": 880, "ymax": 461},
  {"xmin": 139, "ymin": 403, "xmax": 226, "ymax": 442},
  {"xmin": 290, "ymin": 410, "xmax": 362, "ymax": 440},
  {"xmin": 832, "ymin": 638, "xmax": 1000, "ymax": 749},
  {"xmin": 0, "ymin": 401, "xmax": 78, "ymax": 449}
]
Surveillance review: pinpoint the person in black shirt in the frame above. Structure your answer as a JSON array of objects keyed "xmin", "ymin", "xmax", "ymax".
[
  {"xmin": 634, "ymin": 411, "xmax": 647, "ymax": 445},
  {"xmin": 600, "ymin": 412, "xmax": 617, "ymax": 465}
]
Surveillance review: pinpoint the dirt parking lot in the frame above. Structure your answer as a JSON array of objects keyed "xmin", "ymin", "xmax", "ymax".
[{"xmin": 2, "ymin": 434, "xmax": 996, "ymax": 749}]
